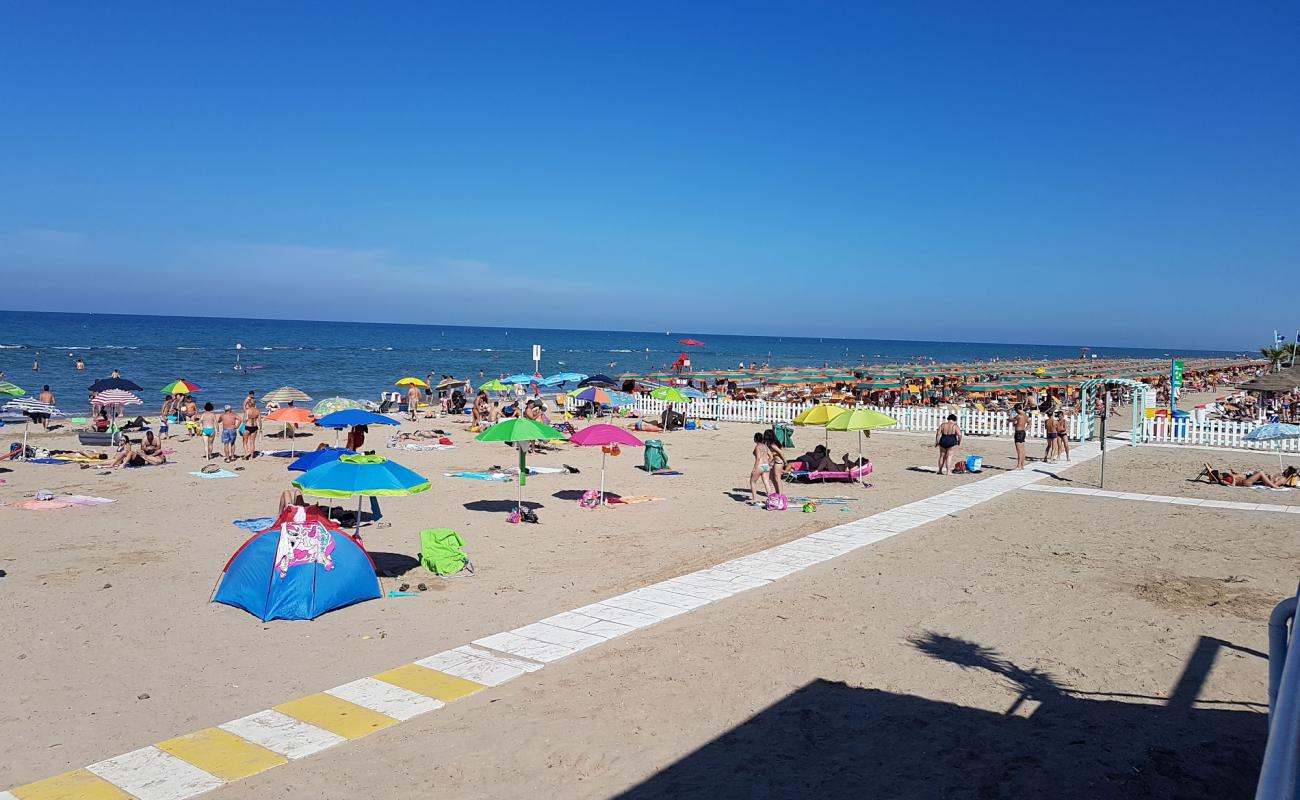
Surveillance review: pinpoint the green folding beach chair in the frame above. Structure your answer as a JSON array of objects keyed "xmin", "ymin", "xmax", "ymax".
[{"xmin": 419, "ymin": 528, "xmax": 472, "ymax": 576}]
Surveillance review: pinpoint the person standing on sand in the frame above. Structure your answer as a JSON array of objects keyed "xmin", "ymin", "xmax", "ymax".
[
  {"xmin": 199, "ymin": 402, "xmax": 218, "ymax": 460},
  {"xmin": 935, "ymin": 414, "xmax": 962, "ymax": 475},
  {"xmin": 243, "ymin": 403, "xmax": 261, "ymax": 459},
  {"xmin": 406, "ymin": 384, "xmax": 421, "ymax": 421},
  {"xmin": 1011, "ymin": 404, "xmax": 1028, "ymax": 469},
  {"xmin": 1043, "ymin": 413, "xmax": 1058, "ymax": 463},
  {"xmin": 749, "ymin": 432, "xmax": 773, "ymax": 505},
  {"xmin": 218, "ymin": 404, "xmax": 241, "ymax": 462},
  {"xmin": 1055, "ymin": 411, "xmax": 1071, "ymax": 462},
  {"xmin": 243, "ymin": 390, "xmax": 256, "ymax": 415}
]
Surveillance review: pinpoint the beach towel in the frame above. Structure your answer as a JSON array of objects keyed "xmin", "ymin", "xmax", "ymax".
[
  {"xmin": 444, "ymin": 471, "xmax": 511, "ymax": 481},
  {"xmin": 6, "ymin": 499, "xmax": 75, "ymax": 510},
  {"xmin": 25, "ymin": 458, "xmax": 74, "ymax": 465},
  {"xmin": 389, "ymin": 442, "xmax": 456, "ymax": 451},
  {"xmin": 650, "ymin": 469, "xmax": 682, "ymax": 476},
  {"xmin": 419, "ymin": 528, "xmax": 472, "ymax": 576},
  {"xmin": 608, "ymin": 495, "xmax": 658, "ymax": 505},
  {"xmin": 190, "ymin": 469, "xmax": 239, "ymax": 479},
  {"xmin": 233, "ymin": 517, "xmax": 277, "ymax": 531},
  {"xmin": 55, "ymin": 495, "xmax": 115, "ymax": 506}
]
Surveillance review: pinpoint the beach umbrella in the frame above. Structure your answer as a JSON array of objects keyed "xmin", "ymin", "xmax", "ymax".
[
  {"xmin": 476, "ymin": 418, "xmax": 569, "ymax": 515},
  {"xmin": 1243, "ymin": 422, "xmax": 1300, "ymax": 470},
  {"xmin": 288, "ymin": 447, "xmax": 355, "ymax": 472},
  {"xmin": 572, "ymin": 387, "xmax": 613, "ymax": 405},
  {"xmin": 826, "ymin": 408, "xmax": 898, "ymax": 478},
  {"xmin": 435, "ymin": 377, "xmax": 465, "ymax": 390},
  {"xmin": 395, "ymin": 377, "xmax": 429, "ymax": 388},
  {"xmin": 161, "ymin": 379, "xmax": 201, "ymax": 395},
  {"xmin": 502, "ymin": 373, "xmax": 539, "ymax": 385},
  {"xmin": 315, "ymin": 408, "xmax": 400, "ymax": 445},
  {"xmin": 313, "ymin": 397, "xmax": 363, "ymax": 417},
  {"xmin": 88, "ymin": 377, "xmax": 143, "ymax": 393},
  {"xmin": 267, "ymin": 406, "xmax": 315, "ymax": 454},
  {"xmin": 478, "ymin": 379, "xmax": 509, "ymax": 393},
  {"xmin": 294, "ymin": 454, "xmax": 430, "ymax": 540},
  {"xmin": 793, "ymin": 403, "xmax": 848, "ymax": 445},
  {"xmin": 0, "ymin": 381, "xmax": 26, "ymax": 396},
  {"xmin": 605, "ymin": 390, "xmax": 639, "ymax": 407},
  {"xmin": 649, "ymin": 387, "xmax": 689, "ymax": 403},
  {"xmin": 569, "ymin": 424, "xmax": 645, "ymax": 505},
  {"xmin": 262, "ymin": 386, "xmax": 312, "ymax": 405},
  {"xmin": 678, "ymin": 386, "xmax": 706, "ymax": 398},
  {"xmin": 2, "ymin": 398, "xmax": 62, "ymax": 459},
  {"xmin": 541, "ymin": 372, "xmax": 587, "ymax": 387},
  {"xmin": 677, "ymin": 339, "xmax": 705, "ymax": 347},
  {"xmin": 579, "ymin": 374, "xmax": 619, "ymax": 388}
]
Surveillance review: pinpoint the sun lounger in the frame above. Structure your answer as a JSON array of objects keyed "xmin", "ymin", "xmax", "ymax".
[
  {"xmin": 1194, "ymin": 463, "xmax": 1232, "ymax": 486},
  {"xmin": 785, "ymin": 460, "xmax": 873, "ymax": 483}
]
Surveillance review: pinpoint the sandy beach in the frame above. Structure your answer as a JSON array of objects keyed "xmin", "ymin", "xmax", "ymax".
[{"xmin": 1, "ymin": 401, "xmax": 1294, "ymax": 797}]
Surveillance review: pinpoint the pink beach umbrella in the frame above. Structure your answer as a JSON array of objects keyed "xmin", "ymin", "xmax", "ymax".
[{"xmin": 568, "ymin": 424, "xmax": 645, "ymax": 505}]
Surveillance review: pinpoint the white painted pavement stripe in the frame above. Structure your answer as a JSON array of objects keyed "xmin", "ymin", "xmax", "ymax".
[
  {"xmin": 600, "ymin": 594, "xmax": 692, "ymax": 619},
  {"xmin": 513, "ymin": 622, "xmax": 608, "ymax": 650},
  {"xmin": 654, "ymin": 579, "xmax": 742, "ymax": 602},
  {"xmin": 1021, "ymin": 483, "xmax": 1298, "ymax": 513},
  {"xmin": 218, "ymin": 709, "xmax": 346, "ymax": 760},
  {"xmin": 326, "ymin": 677, "xmax": 444, "ymax": 721},
  {"xmin": 88, "ymin": 746, "xmax": 224, "ymax": 800},
  {"xmin": 0, "ymin": 791, "xmax": 17, "ymax": 800},
  {"xmin": 452, "ymin": 644, "xmax": 545, "ymax": 672},
  {"xmin": 572, "ymin": 602, "xmax": 665, "ymax": 628},
  {"xmin": 416, "ymin": 651, "xmax": 525, "ymax": 686},
  {"xmin": 625, "ymin": 587, "xmax": 712, "ymax": 610},
  {"xmin": 474, "ymin": 631, "xmax": 578, "ymax": 663},
  {"xmin": 690, "ymin": 568, "xmax": 772, "ymax": 588}
]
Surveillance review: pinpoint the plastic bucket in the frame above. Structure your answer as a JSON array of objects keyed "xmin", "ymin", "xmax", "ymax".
[{"xmin": 965, "ymin": 455, "xmax": 984, "ymax": 473}]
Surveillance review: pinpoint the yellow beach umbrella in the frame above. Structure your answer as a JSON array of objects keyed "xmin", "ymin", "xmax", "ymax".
[
  {"xmin": 395, "ymin": 377, "xmax": 429, "ymax": 388},
  {"xmin": 792, "ymin": 403, "xmax": 848, "ymax": 445}
]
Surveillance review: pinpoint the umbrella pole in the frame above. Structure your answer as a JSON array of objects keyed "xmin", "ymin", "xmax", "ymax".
[
  {"xmin": 22, "ymin": 418, "xmax": 29, "ymax": 460},
  {"xmin": 355, "ymin": 495, "xmax": 363, "ymax": 542},
  {"xmin": 601, "ymin": 449, "xmax": 607, "ymax": 506},
  {"xmin": 857, "ymin": 430, "xmax": 864, "ymax": 484},
  {"xmin": 518, "ymin": 447, "xmax": 526, "ymax": 516}
]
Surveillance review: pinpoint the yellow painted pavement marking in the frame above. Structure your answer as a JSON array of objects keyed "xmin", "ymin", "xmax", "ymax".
[
  {"xmin": 9, "ymin": 768, "xmax": 133, "ymax": 800},
  {"xmin": 374, "ymin": 663, "xmax": 486, "ymax": 702},
  {"xmin": 273, "ymin": 693, "xmax": 399, "ymax": 740},
  {"xmin": 155, "ymin": 726, "xmax": 288, "ymax": 781}
]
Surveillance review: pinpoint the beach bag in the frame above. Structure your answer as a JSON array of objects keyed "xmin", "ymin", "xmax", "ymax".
[
  {"xmin": 579, "ymin": 489, "xmax": 601, "ymax": 509},
  {"xmin": 419, "ymin": 528, "xmax": 472, "ymax": 576},
  {"xmin": 643, "ymin": 440, "xmax": 668, "ymax": 471},
  {"xmin": 774, "ymin": 424, "xmax": 794, "ymax": 448},
  {"xmin": 765, "ymin": 493, "xmax": 788, "ymax": 511}
]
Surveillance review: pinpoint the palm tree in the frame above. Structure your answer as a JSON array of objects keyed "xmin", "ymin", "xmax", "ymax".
[{"xmin": 1261, "ymin": 343, "xmax": 1300, "ymax": 370}]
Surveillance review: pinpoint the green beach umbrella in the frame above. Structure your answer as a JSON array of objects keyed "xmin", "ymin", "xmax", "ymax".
[
  {"xmin": 649, "ymin": 387, "xmax": 689, "ymax": 403},
  {"xmin": 293, "ymin": 454, "xmax": 431, "ymax": 540},
  {"xmin": 826, "ymin": 408, "xmax": 898, "ymax": 476},
  {"xmin": 478, "ymin": 379, "xmax": 509, "ymax": 393},
  {"xmin": 0, "ymin": 381, "xmax": 25, "ymax": 396},
  {"xmin": 313, "ymin": 396, "xmax": 364, "ymax": 417},
  {"xmin": 476, "ymin": 418, "xmax": 570, "ymax": 515}
]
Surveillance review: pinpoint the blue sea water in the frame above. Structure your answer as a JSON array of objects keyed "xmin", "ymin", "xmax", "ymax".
[{"xmin": 0, "ymin": 310, "xmax": 1245, "ymax": 413}]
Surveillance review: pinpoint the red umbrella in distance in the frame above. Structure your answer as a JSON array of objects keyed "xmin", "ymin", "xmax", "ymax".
[{"xmin": 677, "ymin": 339, "xmax": 705, "ymax": 347}]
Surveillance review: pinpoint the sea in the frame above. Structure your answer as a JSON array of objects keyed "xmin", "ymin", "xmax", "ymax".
[{"xmin": 0, "ymin": 310, "xmax": 1246, "ymax": 413}]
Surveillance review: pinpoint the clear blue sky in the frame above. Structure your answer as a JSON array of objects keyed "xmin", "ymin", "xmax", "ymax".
[{"xmin": 1, "ymin": 2, "xmax": 1296, "ymax": 350}]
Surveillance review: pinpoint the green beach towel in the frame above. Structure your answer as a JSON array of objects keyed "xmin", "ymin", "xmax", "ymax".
[{"xmin": 420, "ymin": 528, "xmax": 471, "ymax": 576}]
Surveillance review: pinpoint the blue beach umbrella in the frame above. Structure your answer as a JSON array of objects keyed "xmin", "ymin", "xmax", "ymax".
[
  {"xmin": 1244, "ymin": 422, "xmax": 1300, "ymax": 470},
  {"xmin": 287, "ymin": 447, "xmax": 355, "ymax": 472},
  {"xmin": 314, "ymin": 409, "xmax": 401, "ymax": 430},
  {"xmin": 542, "ymin": 372, "xmax": 588, "ymax": 386},
  {"xmin": 502, "ymin": 373, "xmax": 539, "ymax": 385}
]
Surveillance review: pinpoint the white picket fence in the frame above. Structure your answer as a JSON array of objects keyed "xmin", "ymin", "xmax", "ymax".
[
  {"xmin": 1142, "ymin": 416, "xmax": 1300, "ymax": 453},
  {"xmin": 568, "ymin": 396, "xmax": 1084, "ymax": 440}
]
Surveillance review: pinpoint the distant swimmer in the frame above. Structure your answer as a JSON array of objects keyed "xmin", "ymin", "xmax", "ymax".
[
  {"xmin": 32, "ymin": 352, "xmax": 39, "ymax": 371},
  {"xmin": 75, "ymin": 356, "xmax": 84, "ymax": 370}
]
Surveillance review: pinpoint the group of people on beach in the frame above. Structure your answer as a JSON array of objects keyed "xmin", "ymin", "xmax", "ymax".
[{"xmin": 161, "ymin": 391, "xmax": 262, "ymax": 462}]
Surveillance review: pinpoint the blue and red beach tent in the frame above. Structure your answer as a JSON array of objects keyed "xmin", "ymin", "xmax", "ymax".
[{"xmin": 212, "ymin": 505, "xmax": 381, "ymax": 621}]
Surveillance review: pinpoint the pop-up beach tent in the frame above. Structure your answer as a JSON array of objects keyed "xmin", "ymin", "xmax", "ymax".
[{"xmin": 212, "ymin": 505, "xmax": 380, "ymax": 621}]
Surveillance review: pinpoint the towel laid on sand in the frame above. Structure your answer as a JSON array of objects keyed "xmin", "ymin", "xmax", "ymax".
[
  {"xmin": 190, "ymin": 469, "xmax": 239, "ymax": 479},
  {"xmin": 233, "ymin": 516, "xmax": 277, "ymax": 531}
]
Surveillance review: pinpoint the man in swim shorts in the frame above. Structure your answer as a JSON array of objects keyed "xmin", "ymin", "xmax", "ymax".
[
  {"xmin": 1011, "ymin": 404, "xmax": 1028, "ymax": 469},
  {"xmin": 219, "ymin": 404, "xmax": 241, "ymax": 462}
]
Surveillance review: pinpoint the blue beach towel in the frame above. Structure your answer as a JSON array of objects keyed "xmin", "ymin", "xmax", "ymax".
[
  {"xmin": 191, "ymin": 469, "xmax": 239, "ymax": 479},
  {"xmin": 232, "ymin": 517, "xmax": 277, "ymax": 531}
]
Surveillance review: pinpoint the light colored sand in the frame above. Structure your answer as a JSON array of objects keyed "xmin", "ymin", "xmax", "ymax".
[
  {"xmin": 0, "ymin": 414, "xmax": 983, "ymax": 787},
  {"xmin": 207, "ymin": 479, "xmax": 1289, "ymax": 798}
]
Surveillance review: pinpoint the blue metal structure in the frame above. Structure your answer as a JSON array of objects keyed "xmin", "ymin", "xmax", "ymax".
[{"xmin": 1258, "ymin": 583, "xmax": 1300, "ymax": 799}]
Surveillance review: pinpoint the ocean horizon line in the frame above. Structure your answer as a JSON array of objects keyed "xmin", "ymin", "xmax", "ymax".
[{"xmin": 0, "ymin": 308, "xmax": 1254, "ymax": 357}]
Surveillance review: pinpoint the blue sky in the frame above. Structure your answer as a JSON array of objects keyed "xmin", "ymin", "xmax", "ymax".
[{"xmin": 1, "ymin": 2, "xmax": 1296, "ymax": 350}]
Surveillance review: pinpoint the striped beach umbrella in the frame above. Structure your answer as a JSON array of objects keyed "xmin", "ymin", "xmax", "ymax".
[
  {"xmin": 4, "ymin": 398, "xmax": 63, "ymax": 459},
  {"xmin": 92, "ymin": 389, "xmax": 143, "ymax": 407},
  {"xmin": 262, "ymin": 386, "xmax": 312, "ymax": 405}
]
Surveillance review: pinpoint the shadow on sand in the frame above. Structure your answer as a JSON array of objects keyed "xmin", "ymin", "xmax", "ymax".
[{"xmin": 614, "ymin": 632, "xmax": 1266, "ymax": 799}]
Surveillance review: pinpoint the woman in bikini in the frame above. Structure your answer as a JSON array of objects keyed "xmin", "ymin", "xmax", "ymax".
[
  {"xmin": 749, "ymin": 432, "xmax": 773, "ymax": 505},
  {"xmin": 198, "ymin": 402, "xmax": 218, "ymax": 460},
  {"xmin": 935, "ymin": 414, "xmax": 962, "ymax": 475},
  {"xmin": 763, "ymin": 429, "xmax": 786, "ymax": 487},
  {"xmin": 242, "ymin": 404, "xmax": 261, "ymax": 459}
]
